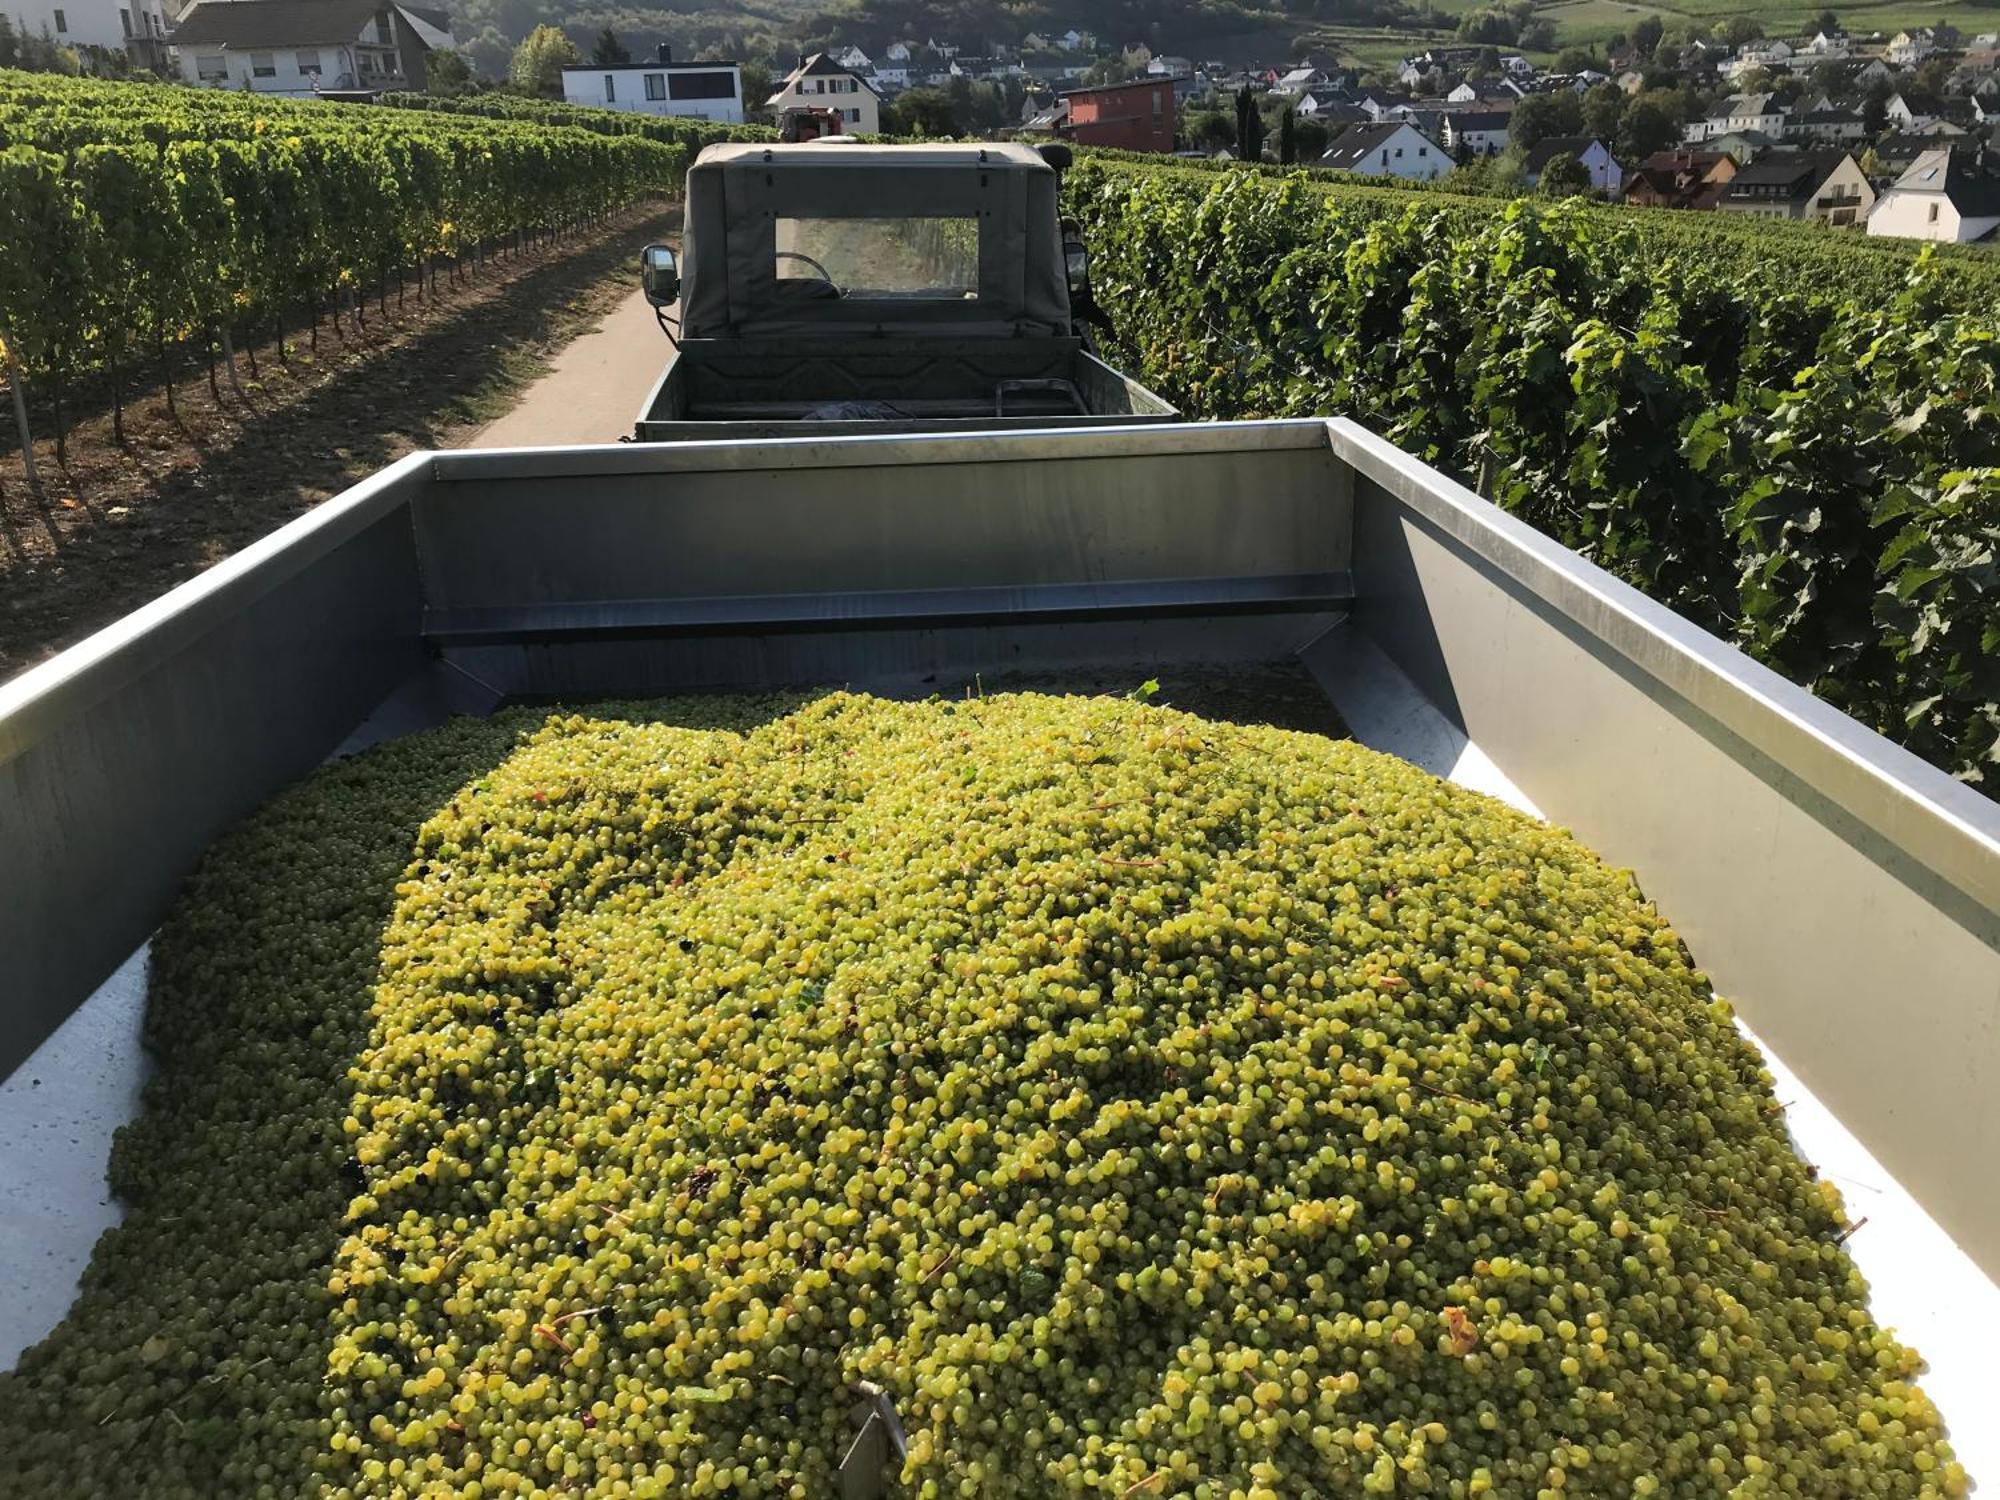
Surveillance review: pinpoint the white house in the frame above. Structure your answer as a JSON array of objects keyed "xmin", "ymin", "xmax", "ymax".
[
  {"xmin": 6, "ymin": 0, "xmax": 169, "ymax": 66},
  {"xmin": 1785, "ymin": 108, "xmax": 1867, "ymax": 144},
  {"xmin": 872, "ymin": 64, "xmax": 909, "ymax": 90},
  {"xmin": 1273, "ymin": 65, "xmax": 1324, "ymax": 96},
  {"xmin": 1500, "ymin": 53, "xmax": 1534, "ymax": 79},
  {"xmin": 173, "ymin": 0, "xmax": 453, "ymax": 95},
  {"xmin": 1446, "ymin": 77, "xmax": 1524, "ymax": 104},
  {"xmin": 1440, "ymin": 109, "xmax": 1510, "ymax": 157},
  {"xmin": 1803, "ymin": 29, "xmax": 1851, "ymax": 59},
  {"xmin": 1057, "ymin": 29, "xmax": 1093, "ymax": 52},
  {"xmin": 885, "ymin": 41, "xmax": 913, "ymax": 62},
  {"xmin": 1718, "ymin": 148, "xmax": 1875, "ymax": 224},
  {"xmin": 1523, "ymin": 135, "xmax": 1623, "ymax": 194},
  {"xmin": 1868, "ymin": 147, "xmax": 2000, "ymax": 239},
  {"xmin": 830, "ymin": 44, "xmax": 871, "ymax": 72},
  {"xmin": 767, "ymin": 52, "xmax": 880, "ymax": 133},
  {"xmin": 1854, "ymin": 58, "xmax": 1899, "ymax": 87},
  {"xmin": 1885, "ymin": 92, "xmax": 1947, "ymax": 131},
  {"xmin": 561, "ymin": 51, "xmax": 744, "ymax": 123},
  {"xmin": 1887, "ymin": 29, "xmax": 1936, "ymax": 65},
  {"xmin": 1696, "ymin": 92, "xmax": 1787, "ymax": 140},
  {"xmin": 1732, "ymin": 38, "xmax": 1795, "ymax": 71},
  {"xmin": 1317, "ymin": 121, "xmax": 1448, "ymax": 180}
]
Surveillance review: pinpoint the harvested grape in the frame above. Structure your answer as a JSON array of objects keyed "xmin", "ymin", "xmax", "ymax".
[{"xmin": 0, "ymin": 691, "xmax": 1963, "ymax": 1500}]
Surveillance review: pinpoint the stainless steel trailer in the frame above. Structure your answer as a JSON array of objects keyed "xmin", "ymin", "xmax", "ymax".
[{"xmin": 1, "ymin": 420, "xmax": 1995, "ymax": 1479}]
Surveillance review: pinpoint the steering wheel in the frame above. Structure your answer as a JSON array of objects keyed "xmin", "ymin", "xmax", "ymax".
[{"xmin": 775, "ymin": 250, "xmax": 837, "ymax": 287}]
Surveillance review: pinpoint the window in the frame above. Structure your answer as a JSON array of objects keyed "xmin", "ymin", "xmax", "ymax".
[
  {"xmin": 250, "ymin": 51, "xmax": 276, "ymax": 77},
  {"xmin": 1394, "ymin": 146, "xmax": 1404, "ymax": 157},
  {"xmin": 848, "ymin": 107, "xmax": 860, "ymax": 122},
  {"xmin": 774, "ymin": 216, "xmax": 979, "ymax": 299},
  {"xmin": 1418, "ymin": 146, "xmax": 1427, "ymax": 156},
  {"xmin": 120, "ymin": 8, "xmax": 131, "ymax": 36},
  {"xmin": 604, "ymin": 73, "xmax": 616, "ymax": 102},
  {"xmin": 669, "ymin": 70, "xmax": 736, "ymax": 100},
  {"xmin": 51, "ymin": 8, "xmax": 65, "ymax": 30},
  {"xmin": 645, "ymin": 72, "xmax": 665, "ymax": 100},
  {"xmin": 296, "ymin": 49, "xmax": 321, "ymax": 74},
  {"xmin": 197, "ymin": 51, "xmax": 227, "ymax": 79},
  {"xmin": 1929, "ymin": 202, "xmax": 1940, "ymax": 222}
]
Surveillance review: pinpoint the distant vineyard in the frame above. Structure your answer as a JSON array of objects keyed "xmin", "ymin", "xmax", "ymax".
[
  {"xmin": 378, "ymin": 90, "xmax": 774, "ymax": 148},
  {"xmin": 1079, "ymin": 147, "xmax": 2000, "ymax": 310},
  {"xmin": 1070, "ymin": 157, "xmax": 2000, "ymax": 788},
  {"xmin": 0, "ymin": 72, "xmax": 697, "ymax": 465}
]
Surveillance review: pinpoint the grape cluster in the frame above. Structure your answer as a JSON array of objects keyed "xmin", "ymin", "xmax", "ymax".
[{"xmin": 0, "ymin": 691, "xmax": 1964, "ymax": 1499}]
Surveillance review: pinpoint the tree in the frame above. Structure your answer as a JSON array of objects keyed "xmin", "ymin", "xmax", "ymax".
[
  {"xmin": 1813, "ymin": 8, "xmax": 1840, "ymax": 35},
  {"xmin": 590, "ymin": 28, "xmax": 630, "ymax": 66},
  {"xmin": 1862, "ymin": 89, "xmax": 1888, "ymax": 136},
  {"xmin": 1582, "ymin": 81, "xmax": 1625, "ymax": 140},
  {"xmin": 1632, "ymin": 15, "xmax": 1664, "ymax": 57},
  {"xmin": 1720, "ymin": 16, "xmax": 1764, "ymax": 46},
  {"xmin": 425, "ymin": 48, "xmax": 472, "ymax": 94},
  {"xmin": 741, "ymin": 62, "xmax": 773, "ymax": 117},
  {"xmin": 1294, "ymin": 117, "xmax": 1330, "ymax": 161},
  {"xmin": 1556, "ymin": 46, "xmax": 1599, "ymax": 73},
  {"xmin": 1188, "ymin": 108, "xmax": 1236, "ymax": 152},
  {"xmin": 1509, "ymin": 89, "xmax": 1582, "ymax": 149},
  {"xmin": 1616, "ymin": 95, "xmax": 1680, "ymax": 158},
  {"xmin": 1539, "ymin": 152, "xmax": 1591, "ymax": 194},
  {"xmin": 509, "ymin": 25, "xmax": 578, "ymax": 96},
  {"xmin": 1518, "ymin": 19, "xmax": 1556, "ymax": 50},
  {"xmin": 883, "ymin": 87, "xmax": 956, "ymax": 137},
  {"xmin": 1280, "ymin": 105, "xmax": 1298, "ymax": 164},
  {"xmin": 1234, "ymin": 85, "xmax": 1266, "ymax": 162}
]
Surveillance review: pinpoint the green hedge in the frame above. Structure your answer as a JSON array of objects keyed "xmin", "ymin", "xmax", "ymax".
[
  {"xmin": 1069, "ymin": 159, "xmax": 2000, "ymax": 788},
  {"xmin": 377, "ymin": 91, "xmax": 775, "ymax": 148}
]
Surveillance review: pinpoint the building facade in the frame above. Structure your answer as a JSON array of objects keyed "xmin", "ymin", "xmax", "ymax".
[
  {"xmin": 173, "ymin": 0, "xmax": 452, "ymax": 95},
  {"xmin": 1058, "ymin": 78, "xmax": 1175, "ymax": 152},
  {"xmin": 6, "ymin": 0, "xmax": 169, "ymax": 67},
  {"xmin": 768, "ymin": 52, "xmax": 879, "ymax": 133},
  {"xmin": 1318, "ymin": 121, "xmax": 1448, "ymax": 180},
  {"xmin": 1868, "ymin": 147, "xmax": 2000, "ymax": 240},
  {"xmin": 561, "ymin": 52, "xmax": 744, "ymax": 122}
]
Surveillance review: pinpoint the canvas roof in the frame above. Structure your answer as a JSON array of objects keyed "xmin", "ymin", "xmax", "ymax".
[{"xmin": 678, "ymin": 143, "xmax": 1068, "ymax": 340}]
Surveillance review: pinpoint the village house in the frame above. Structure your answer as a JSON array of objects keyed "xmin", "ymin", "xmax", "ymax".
[
  {"xmin": 173, "ymin": 0, "xmax": 452, "ymax": 95},
  {"xmin": 6, "ymin": 0, "xmax": 169, "ymax": 68},
  {"xmin": 1622, "ymin": 147, "xmax": 1738, "ymax": 209},
  {"xmin": 1058, "ymin": 77, "xmax": 1176, "ymax": 152},
  {"xmin": 562, "ymin": 45, "xmax": 743, "ymax": 122},
  {"xmin": 1440, "ymin": 108, "xmax": 1511, "ymax": 157},
  {"xmin": 1785, "ymin": 108, "xmax": 1867, "ymax": 144},
  {"xmin": 1868, "ymin": 145, "xmax": 2000, "ymax": 239},
  {"xmin": 1717, "ymin": 148, "xmax": 1875, "ymax": 225},
  {"xmin": 1446, "ymin": 77, "xmax": 1525, "ymax": 105},
  {"xmin": 1317, "ymin": 120, "xmax": 1448, "ymax": 180},
  {"xmin": 767, "ymin": 52, "xmax": 880, "ymax": 133},
  {"xmin": 1694, "ymin": 92, "xmax": 1788, "ymax": 141},
  {"xmin": 1523, "ymin": 136, "xmax": 1624, "ymax": 195}
]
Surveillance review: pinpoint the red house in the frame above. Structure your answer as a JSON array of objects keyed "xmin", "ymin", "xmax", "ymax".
[{"xmin": 1059, "ymin": 78, "xmax": 1175, "ymax": 153}]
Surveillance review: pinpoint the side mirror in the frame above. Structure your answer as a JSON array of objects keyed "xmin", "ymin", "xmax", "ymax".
[
  {"xmin": 1061, "ymin": 219, "xmax": 1089, "ymax": 297},
  {"xmin": 1037, "ymin": 142, "xmax": 1075, "ymax": 172},
  {"xmin": 640, "ymin": 243, "xmax": 680, "ymax": 308}
]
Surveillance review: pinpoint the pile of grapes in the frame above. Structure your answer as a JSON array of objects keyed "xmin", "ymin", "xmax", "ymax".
[{"xmin": 0, "ymin": 692, "xmax": 1963, "ymax": 1498}]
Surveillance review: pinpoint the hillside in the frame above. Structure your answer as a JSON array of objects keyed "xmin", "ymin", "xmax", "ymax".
[{"xmin": 444, "ymin": 0, "xmax": 1998, "ymax": 74}]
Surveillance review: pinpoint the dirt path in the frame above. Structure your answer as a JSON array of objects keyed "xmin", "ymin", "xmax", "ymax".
[
  {"xmin": 469, "ymin": 283, "xmax": 670, "ymax": 448},
  {"xmin": 0, "ymin": 204, "xmax": 677, "ymax": 682}
]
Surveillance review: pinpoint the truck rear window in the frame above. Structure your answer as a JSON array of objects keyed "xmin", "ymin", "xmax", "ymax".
[{"xmin": 774, "ymin": 215, "xmax": 979, "ymax": 299}]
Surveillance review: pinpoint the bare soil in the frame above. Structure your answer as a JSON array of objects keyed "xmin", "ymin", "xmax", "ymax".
[{"xmin": 0, "ymin": 203, "xmax": 678, "ymax": 682}]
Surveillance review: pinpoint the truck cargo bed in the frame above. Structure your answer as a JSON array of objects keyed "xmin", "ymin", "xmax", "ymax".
[
  {"xmin": 633, "ymin": 336, "xmax": 1176, "ymax": 440},
  {"xmin": 2, "ymin": 420, "xmax": 1995, "ymax": 1482}
]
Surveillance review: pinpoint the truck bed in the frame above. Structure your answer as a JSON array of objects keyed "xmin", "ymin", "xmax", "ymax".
[
  {"xmin": 2, "ymin": 420, "xmax": 1995, "ymax": 1481},
  {"xmin": 633, "ymin": 335, "xmax": 1176, "ymax": 440}
]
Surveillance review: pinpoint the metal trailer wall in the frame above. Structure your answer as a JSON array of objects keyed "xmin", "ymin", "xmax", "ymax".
[
  {"xmin": 1321, "ymin": 419, "xmax": 2000, "ymax": 1288},
  {"xmin": 0, "ymin": 454, "xmax": 434, "ymax": 1079},
  {"xmin": 0, "ymin": 418, "xmax": 1995, "ymax": 1294}
]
